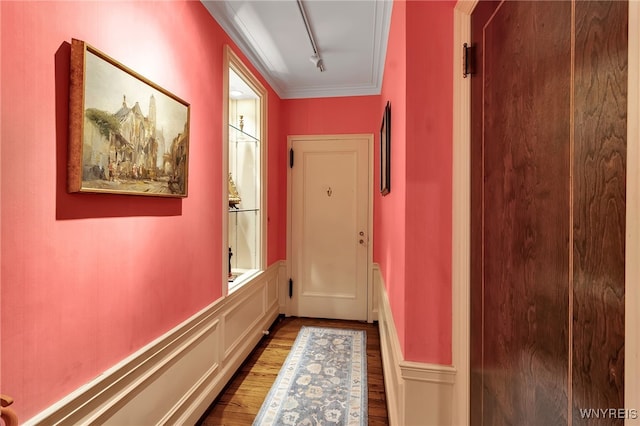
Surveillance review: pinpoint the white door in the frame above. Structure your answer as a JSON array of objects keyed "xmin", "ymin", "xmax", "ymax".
[{"xmin": 289, "ymin": 135, "xmax": 370, "ymax": 320}]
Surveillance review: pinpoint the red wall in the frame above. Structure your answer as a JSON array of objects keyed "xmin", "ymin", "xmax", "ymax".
[
  {"xmin": 268, "ymin": 83, "xmax": 287, "ymax": 263},
  {"xmin": 0, "ymin": 1, "xmax": 285, "ymax": 420},
  {"xmin": 377, "ymin": 0, "xmax": 455, "ymax": 364},
  {"xmin": 404, "ymin": 0, "xmax": 454, "ymax": 364},
  {"xmin": 378, "ymin": 0, "xmax": 409, "ymax": 356},
  {"xmin": 284, "ymin": 96, "xmax": 381, "ymax": 136}
]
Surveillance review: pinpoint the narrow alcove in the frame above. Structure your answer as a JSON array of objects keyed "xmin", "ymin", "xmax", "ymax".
[{"xmin": 223, "ymin": 47, "xmax": 267, "ymax": 293}]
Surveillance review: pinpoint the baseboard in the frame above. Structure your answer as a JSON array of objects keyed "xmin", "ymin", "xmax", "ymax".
[
  {"xmin": 25, "ymin": 261, "xmax": 283, "ymax": 426},
  {"xmin": 375, "ymin": 264, "xmax": 456, "ymax": 426}
]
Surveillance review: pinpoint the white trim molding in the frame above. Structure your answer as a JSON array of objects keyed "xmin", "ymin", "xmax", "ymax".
[
  {"xmin": 626, "ymin": 1, "xmax": 640, "ymax": 422},
  {"xmin": 24, "ymin": 261, "xmax": 284, "ymax": 426},
  {"xmin": 369, "ymin": 263, "xmax": 381, "ymax": 322},
  {"xmin": 452, "ymin": 2, "xmax": 477, "ymax": 425},
  {"xmin": 375, "ymin": 264, "xmax": 456, "ymax": 426}
]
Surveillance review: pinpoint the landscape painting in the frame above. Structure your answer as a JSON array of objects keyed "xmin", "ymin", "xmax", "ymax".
[{"xmin": 68, "ymin": 38, "xmax": 190, "ymax": 197}]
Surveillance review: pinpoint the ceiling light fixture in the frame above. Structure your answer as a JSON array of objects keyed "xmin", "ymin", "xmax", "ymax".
[
  {"xmin": 230, "ymin": 90, "xmax": 244, "ymax": 98},
  {"xmin": 309, "ymin": 54, "xmax": 324, "ymax": 69},
  {"xmin": 297, "ymin": 0, "xmax": 325, "ymax": 72}
]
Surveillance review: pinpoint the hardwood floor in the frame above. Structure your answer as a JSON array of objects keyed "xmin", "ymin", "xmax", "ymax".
[{"xmin": 197, "ymin": 316, "xmax": 389, "ymax": 426}]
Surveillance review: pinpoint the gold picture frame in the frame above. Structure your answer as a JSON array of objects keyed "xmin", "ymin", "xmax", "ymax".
[{"xmin": 68, "ymin": 38, "xmax": 190, "ymax": 197}]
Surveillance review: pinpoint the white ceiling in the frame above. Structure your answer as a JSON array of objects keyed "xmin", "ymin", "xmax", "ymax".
[{"xmin": 202, "ymin": 0, "xmax": 393, "ymax": 99}]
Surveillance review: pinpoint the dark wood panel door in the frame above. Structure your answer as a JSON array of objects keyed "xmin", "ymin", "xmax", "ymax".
[
  {"xmin": 470, "ymin": 1, "xmax": 626, "ymax": 424},
  {"xmin": 572, "ymin": 1, "xmax": 627, "ymax": 422},
  {"xmin": 471, "ymin": 2, "xmax": 572, "ymax": 424}
]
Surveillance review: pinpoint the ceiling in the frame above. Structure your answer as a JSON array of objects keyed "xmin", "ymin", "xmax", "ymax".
[{"xmin": 202, "ymin": 0, "xmax": 393, "ymax": 99}]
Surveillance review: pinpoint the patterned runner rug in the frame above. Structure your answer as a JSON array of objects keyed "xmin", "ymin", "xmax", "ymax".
[{"xmin": 253, "ymin": 326, "xmax": 367, "ymax": 426}]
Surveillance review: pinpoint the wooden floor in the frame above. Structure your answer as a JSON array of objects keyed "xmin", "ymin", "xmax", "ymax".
[{"xmin": 197, "ymin": 316, "xmax": 389, "ymax": 425}]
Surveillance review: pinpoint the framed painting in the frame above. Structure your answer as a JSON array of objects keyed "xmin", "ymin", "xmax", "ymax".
[
  {"xmin": 380, "ymin": 101, "xmax": 391, "ymax": 195},
  {"xmin": 68, "ymin": 38, "xmax": 190, "ymax": 197}
]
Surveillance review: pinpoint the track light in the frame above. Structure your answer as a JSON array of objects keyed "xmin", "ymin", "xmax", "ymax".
[
  {"xmin": 309, "ymin": 54, "xmax": 325, "ymax": 72},
  {"xmin": 298, "ymin": 0, "xmax": 325, "ymax": 72}
]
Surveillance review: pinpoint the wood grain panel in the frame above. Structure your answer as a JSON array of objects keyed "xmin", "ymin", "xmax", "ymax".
[
  {"xmin": 472, "ymin": 1, "xmax": 628, "ymax": 424},
  {"xmin": 473, "ymin": 1, "xmax": 572, "ymax": 424},
  {"xmin": 572, "ymin": 1, "xmax": 627, "ymax": 422}
]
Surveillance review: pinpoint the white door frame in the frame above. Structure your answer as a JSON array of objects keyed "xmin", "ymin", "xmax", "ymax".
[
  {"xmin": 285, "ymin": 134, "xmax": 375, "ymax": 322},
  {"xmin": 451, "ymin": 2, "xmax": 640, "ymax": 424}
]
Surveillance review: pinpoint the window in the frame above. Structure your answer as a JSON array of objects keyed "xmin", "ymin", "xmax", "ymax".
[{"xmin": 223, "ymin": 47, "xmax": 267, "ymax": 293}]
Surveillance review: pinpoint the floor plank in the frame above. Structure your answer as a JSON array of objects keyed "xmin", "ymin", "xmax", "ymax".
[{"xmin": 197, "ymin": 316, "xmax": 389, "ymax": 425}]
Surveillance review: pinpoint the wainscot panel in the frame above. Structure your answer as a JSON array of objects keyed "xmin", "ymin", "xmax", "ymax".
[
  {"xmin": 369, "ymin": 263, "xmax": 381, "ymax": 322},
  {"xmin": 223, "ymin": 284, "xmax": 267, "ymax": 359},
  {"xmin": 375, "ymin": 264, "xmax": 457, "ymax": 426},
  {"xmin": 24, "ymin": 261, "xmax": 284, "ymax": 426},
  {"xmin": 278, "ymin": 262, "xmax": 288, "ymax": 312},
  {"xmin": 265, "ymin": 266, "xmax": 279, "ymax": 309}
]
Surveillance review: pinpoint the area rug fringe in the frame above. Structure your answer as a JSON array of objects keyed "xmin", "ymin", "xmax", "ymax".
[{"xmin": 253, "ymin": 326, "xmax": 367, "ymax": 426}]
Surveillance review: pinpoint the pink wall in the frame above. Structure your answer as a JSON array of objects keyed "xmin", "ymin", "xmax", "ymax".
[
  {"xmin": 404, "ymin": 0, "xmax": 454, "ymax": 364},
  {"xmin": 284, "ymin": 96, "xmax": 381, "ymax": 136},
  {"xmin": 377, "ymin": 0, "xmax": 454, "ymax": 364},
  {"xmin": 268, "ymin": 87, "xmax": 287, "ymax": 263},
  {"xmin": 0, "ymin": 1, "xmax": 285, "ymax": 420},
  {"xmin": 377, "ymin": 0, "xmax": 409, "ymax": 356}
]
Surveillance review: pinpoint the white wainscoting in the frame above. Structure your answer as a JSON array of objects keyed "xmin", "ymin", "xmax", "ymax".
[
  {"xmin": 25, "ymin": 261, "xmax": 283, "ymax": 426},
  {"xmin": 375, "ymin": 264, "xmax": 457, "ymax": 426}
]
